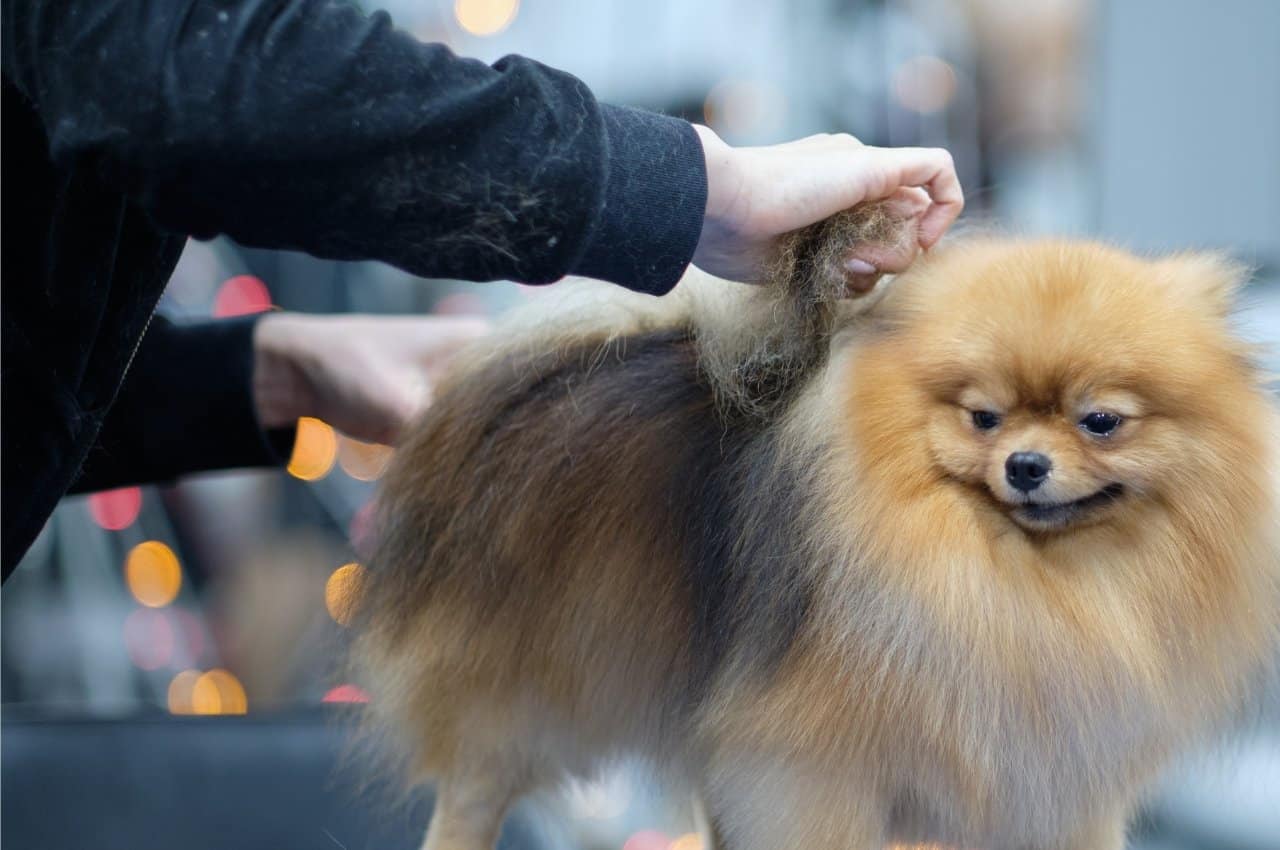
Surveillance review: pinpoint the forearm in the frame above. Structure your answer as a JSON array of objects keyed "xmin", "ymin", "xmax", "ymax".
[
  {"xmin": 2, "ymin": 0, "xmax": 707, "ymax": 293},
  {"xmin": 72, "ymin": 316, "xmax": 294, "ymax": 493}
]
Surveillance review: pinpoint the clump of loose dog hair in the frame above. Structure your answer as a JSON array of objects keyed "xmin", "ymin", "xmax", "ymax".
[{"xmin": 694, "ymin": 200, "xmax": 916, "ymax": 420}]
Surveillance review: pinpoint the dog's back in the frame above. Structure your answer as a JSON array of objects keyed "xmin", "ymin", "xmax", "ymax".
[
  {"xmin": 350, "ymin": 248, "xmax": 868, "ymax": 847},
  {"xmin": 354, "ymin": 283, "xmax": 701, "ymax": 736}
]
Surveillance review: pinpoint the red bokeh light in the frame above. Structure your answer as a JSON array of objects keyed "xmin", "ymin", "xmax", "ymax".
[
  {"xmin": 172, "ymin": 608, "xmax": 206, "ymax": 666},
  {"xmin": 322, "ymin": 684, "xmax": 370, "ymax": 704},
  {"xmin": 213, "ymin": 275, "xmax": 272, "ymax": 318},
  {"xmin": 88, "ymin": 487, "xmax": 143, "ymax": 531},
  {"xmin": 124, "ymin": 608, "xmax": 175, "ymax": 671},
  {"xmin": 348, "ymin": 500, "xmax": 376, "ymax": 560},
  {"xmin": 433, "ymin": 292, "xmax": 488, "ymax": 315}
]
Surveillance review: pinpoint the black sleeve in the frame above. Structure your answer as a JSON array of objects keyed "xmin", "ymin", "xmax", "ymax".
[
  {"xmin": 70, "ymin": 315, "xmax": 295, "ymax": 493},
  {"xmin": 1, "ymin": 0, "xmax": 707, "ymax": 295}
]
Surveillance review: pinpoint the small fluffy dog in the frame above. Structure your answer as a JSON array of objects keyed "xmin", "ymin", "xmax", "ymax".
[{"xmin": 353, "ymin": 207, "xmax": 1280, "ymax": 850}]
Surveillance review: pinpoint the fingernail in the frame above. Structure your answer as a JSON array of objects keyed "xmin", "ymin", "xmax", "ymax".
[{"xmin": 844, "ymin": 258, "xmax": 877, "ymax": 275}]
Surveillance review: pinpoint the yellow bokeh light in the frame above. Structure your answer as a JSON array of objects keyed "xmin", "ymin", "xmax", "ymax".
[
  {"xmin": 125, "ymin": 540, "xmax": 182, "ymax": 607},
  {"xmin": 669, "ymin": 834, "xmax": 704, "ymax": 850},
  {"xmin": 167, "ymin": 669, "xmax": 202, "ymax": 714},
  {"xmin": 454, "ymin": 0, "xmax": 518, "ymax": 37},
  {"xmin": 325, "ymin": 562, "xmax": 366, "ymax": 626},
  {"xmin": 337, "ymin": 436, "xmax": 394, "ymax": 482},
  {"xmin": 288, "ymin": 417, "xmax": 338, "ymax": 481},
  {"xmin": 192, "ymin": 669, "xmax": 249, "ymax": 715}
]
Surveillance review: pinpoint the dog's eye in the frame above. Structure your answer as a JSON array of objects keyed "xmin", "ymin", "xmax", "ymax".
[
  {"xmin": 1080, "ymin": 411, "xmax": 1122, "ymax": 436},
  {"xmin": 971, "ymin": 410, "xmax": 1001, "ymax": 431}
]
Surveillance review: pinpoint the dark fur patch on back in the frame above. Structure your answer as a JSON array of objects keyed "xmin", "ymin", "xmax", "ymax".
[
  {"xmin": 523, "ymin": 331, "xmax": 823, "ymax": 690},
  {"xmin": 575, "ymin": 333, "xmax": 822, "ymax": 691},
  {"xmin": 363, "ymin": 328, "xmax": 820, "ymax": 700}
]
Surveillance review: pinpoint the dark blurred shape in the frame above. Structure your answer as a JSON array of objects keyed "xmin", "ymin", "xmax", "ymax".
[{"xmin": 1, "ymin": 708, "xmax": 557, "ymax": 850}]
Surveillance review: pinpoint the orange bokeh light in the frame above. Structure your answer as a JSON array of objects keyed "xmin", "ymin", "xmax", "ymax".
[
  {"xmin": 287, "ymin": 417, "xmax": 338, "ymax": 481},
  {"xmin": 168, "ymin": 669, "xmax": 202, "ymax": 714},
  {"xmin": 124, "ymin": 608, "xmax": 175, "ymax": 670},
  {"xmin": 337, "ymin": 436, "xmax": 393, "ymax": 482},
  {"xmin": 669, "ymin": 834, "xmax": 704, "ymax": 850},
  {"xmin": 125, "ymin": 541, "xmax": 182, "ymax": 607},
  {"xmin": 192, "ymin": 669, "xmax": 248, "ymax": 715},
  {"xmin": 325, "ymin": 562, "xmax": 366, "ymax": 626},
  {"xmin": 622, "ymin": 831, "xmax": 671, "ymax": 850},
  {"xmin": 454, "ymin": 0, "xmax": 518, "ymax": 36}
]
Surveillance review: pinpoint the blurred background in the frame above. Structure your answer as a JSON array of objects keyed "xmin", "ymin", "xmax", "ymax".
[{"xmin": 3, "ymin": 1, "xmax": 1278, "ymax": 848}]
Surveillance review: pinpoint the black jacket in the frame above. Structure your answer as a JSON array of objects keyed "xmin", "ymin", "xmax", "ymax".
[{"xmin": 1, "ymin": 0, "xmax": 708, "ymax": 579}]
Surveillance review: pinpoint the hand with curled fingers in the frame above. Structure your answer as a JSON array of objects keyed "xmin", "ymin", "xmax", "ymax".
[
  {"xmin": 691, "ymin": 126, "xmax": 964, "ymax": 285},
  {"xmin": 253, "ymin": 313, "xmax": 491, "ymax": 446}
]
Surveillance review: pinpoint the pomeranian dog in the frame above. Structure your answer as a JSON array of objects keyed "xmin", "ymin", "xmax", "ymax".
[{"xmin": 352, "ymin": 205, "xmax": 1279, "ymax": 850}]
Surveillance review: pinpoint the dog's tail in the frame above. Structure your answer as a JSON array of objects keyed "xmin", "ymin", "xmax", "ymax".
[{"xmin": 436, "ymin": 198, "xmax": 916, "ymax": 424}]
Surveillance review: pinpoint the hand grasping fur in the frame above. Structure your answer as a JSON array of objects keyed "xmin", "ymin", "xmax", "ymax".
[{"xmin": 696, "ymin": 196, "xmax": 921, "ymax": 420}]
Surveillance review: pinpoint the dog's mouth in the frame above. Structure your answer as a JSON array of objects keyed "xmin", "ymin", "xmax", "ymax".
[{"xmin": 1007, "ymin": 484, "xmax": 1126, "ymax": 530}]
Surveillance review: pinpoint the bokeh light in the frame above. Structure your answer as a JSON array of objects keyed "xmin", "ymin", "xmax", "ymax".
[
  {"xmin": 88, "ymin": 486, "xmax": 142, "ymax": 531},
  {"xmin": 213, "ymin": 274, "xmax": 272, "ymax": 317},
  {"xmin": 668, "ymin": 834, "xmax": 704, "ymax": 850},
  {"xmin": 172, "ymin": 608, "xmax": 207, "ymax": 665},
  {"xmin": 124, "ymin": 541, "xmax": 182, "ymax": 607},
  {"xmin": 454, "ymin": 0, "xmax": 518, "ymax": 36},
  {"xmin": 622, "ymin": 830, "xmax": 671, "ymax": 850},
  {"xmin": 337, "ymin": 436, "xmax": 394, "ymax": 482},
  {"xmin": 287, "ymin": 417, "xmax": 338, "ymax": 481},
  {"xmin": 433, "ymin": 291, "xmax": 489, "ymax": 315},
  {"xmin": 322, "ymin": 684, "xmax": 371, "ymax": 704},
  {"xmin": 703, "ymin": 79, "xmax": 786, "ymax": 139},
  {"xmin": 167, "ymin": 669, "xmax": 202, "ymax": 714},
  {"xmin": 123, "ymin": 608, "xmax": 175, "ymax": 671},
  {"xmin": 891, "ymin": 56, "xmax": 958, "ymax": 114},
  {"xmin": 325, "ymin": 562, "xmax": 366, "ymax": 626},
  {"xmin": 192, "ymin": 668, "xmax": 249, "ymax": 715},
  {"xmin": 348, "ymin": 500, "xmax": 376, "ymax": 560}
]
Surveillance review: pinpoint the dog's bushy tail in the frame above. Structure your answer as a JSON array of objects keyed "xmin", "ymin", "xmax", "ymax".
[{"xmin": 695, "ymin": 200, "xmax": 916, "ymax": 420}]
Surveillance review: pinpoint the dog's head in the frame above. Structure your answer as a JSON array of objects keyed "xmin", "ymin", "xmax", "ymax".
[{"xmin": 850, "ymin": 240, "xmax": 1269, "ymax": 540}]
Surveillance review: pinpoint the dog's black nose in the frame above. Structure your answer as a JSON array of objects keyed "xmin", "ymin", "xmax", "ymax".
[{"xmin": 1006, "ymin": 452, "xmax": 1051, "ymax": 492}]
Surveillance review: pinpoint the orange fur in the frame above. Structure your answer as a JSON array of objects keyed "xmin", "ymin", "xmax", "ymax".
[{"xmin": 353, "ymin": 238, "xmax": 1279, "ymax": 850}]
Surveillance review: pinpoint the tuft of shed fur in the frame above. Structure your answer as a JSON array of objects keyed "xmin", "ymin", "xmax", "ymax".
[
  {"xmin": 431, "ymin": 198, "xmax": 920, "ymax": 426},
  {"xmin": 694, "ymin": 200, "xmax": 916, "ymax": 419}
]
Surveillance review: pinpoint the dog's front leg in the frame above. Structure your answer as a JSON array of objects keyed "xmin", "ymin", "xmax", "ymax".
[
  {"xmin": 420, "ymin": 765, "xmax": 526, "ymax": 850},
  {"xmin": 700, "ymin": 758, "xmax": 887, "ymax": 850},
  {"xmin": 1051, "ymin": 809, "xmax": 1129, "ymax": 850}
]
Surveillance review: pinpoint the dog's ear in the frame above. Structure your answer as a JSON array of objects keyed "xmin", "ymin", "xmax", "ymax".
[{"xmin": 1155, "ymin": 251, "xmax": 1252, "ymax": 318}]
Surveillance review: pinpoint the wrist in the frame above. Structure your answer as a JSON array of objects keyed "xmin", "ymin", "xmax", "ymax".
[
  {"xmin": 691, "ymin": 124, "xmax": 740, "ymax": 224},
  {"xmin": 252, "ymin": 312, "xmax": 312, "ymax": 430}
]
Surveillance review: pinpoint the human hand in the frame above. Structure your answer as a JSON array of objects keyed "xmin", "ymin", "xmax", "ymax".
[
  {"xmin": 690, "ymin": 126, "xmax": 963, "ymax": 283},
  {"xmin": 253, "ymin": 312, "xmax": 490, "ymax": 445}
]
